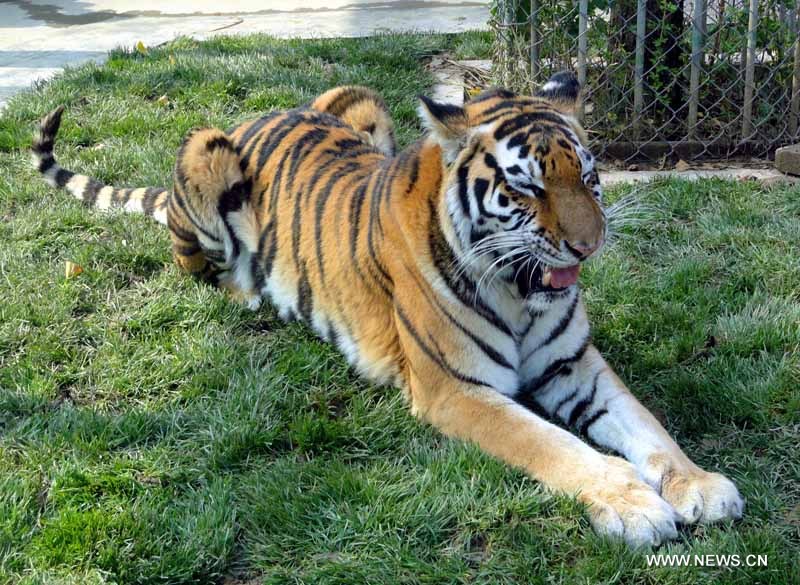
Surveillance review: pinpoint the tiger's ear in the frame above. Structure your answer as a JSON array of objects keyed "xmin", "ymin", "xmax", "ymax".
[
  {"xmin": 418, "ymin": 95, "xmax": 468, "ymax": 163},
  {"xmin": 534, "ymin": 71, "xmax": 580, "ymax": 114}
]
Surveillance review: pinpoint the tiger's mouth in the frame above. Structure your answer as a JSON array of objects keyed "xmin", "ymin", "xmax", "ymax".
[
  {"xmin": 542, "ymin": 264, "xmax": 581, "ymax": 289},
  {"xmin": 512, "ymin": 264, "xmax": 581, "ymax": 297},
  {"xmin": 514, "ymin": 261, "xmax": 581, "ymax": 296}
]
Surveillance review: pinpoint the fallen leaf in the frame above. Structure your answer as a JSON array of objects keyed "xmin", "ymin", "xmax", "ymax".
[
  {"xmin": 65, "ymin": 261, "xmax": 83, "ymax": 279},
  {"xmin": 169, "ymin": 54, "xmax": 176, "ymax": 65},
  {"xmin": 135, "ymin": 41, "xmax": 148, "ymax": 55},
  {"xmin": 156, "ymin": 94, "xmax": 169, "ymax": 106},
  {"xmin": 675, "ymin": 159, "xmax": 691, "ymax": 172}
]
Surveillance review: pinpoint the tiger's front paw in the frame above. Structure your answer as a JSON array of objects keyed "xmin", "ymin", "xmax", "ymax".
[
  {"xmin": 582, "ymin": 456, "xmax": 680, "ymax": 547},
  {"xmin": 643, "ymin": 455, "xmax": 744, "ymax": 524},
  {"xmin": 662, "ymin": 469, "xmax": 743, "ymax": 524}
]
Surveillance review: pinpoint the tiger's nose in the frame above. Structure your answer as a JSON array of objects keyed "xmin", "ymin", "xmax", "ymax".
[{"xmin": 565, "ymin": 240, "xmax": 602, "ymax": 260}]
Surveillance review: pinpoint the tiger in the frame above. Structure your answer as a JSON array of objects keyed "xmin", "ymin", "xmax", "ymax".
[{"xmin": 32, "ymin": 73, "xmax": 743, "ymax": 547}]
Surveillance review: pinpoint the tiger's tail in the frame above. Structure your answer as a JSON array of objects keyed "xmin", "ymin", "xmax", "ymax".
[{"xmin": 32, "ymin": 106, "xmax": 170, "ymax": 225}]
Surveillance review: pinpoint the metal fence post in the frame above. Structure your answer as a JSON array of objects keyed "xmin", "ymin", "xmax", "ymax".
[
  {"xmin": 498, "ymin": 0, "xmax": 515, "ymax": 88},
  {"xmin": 633, "ymin": 0, "xmax": 647, "ymax": 139},
  {"xmin": 577, "ymin": 0, "xmax": 589, "ymax": 121},
  {"xmin": 530, "ymin": 0, "xmax": 540, "ymax": 85},
  {"xmin": 741, "ymin": 0, "xmax": 759, "ymax": 140},
  {"xmin": 490, "ymin": 0, "xmax": 796, "ymax": 160},
  {"xmin": 791, "ymin": 1, "xmax": 800, "ymax": 137},
  {"xmin": 688, "ymin": 0, "xmax": 707, "ymax": 139}
]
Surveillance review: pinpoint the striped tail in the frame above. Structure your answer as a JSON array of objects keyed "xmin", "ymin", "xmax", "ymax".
[{"xmin": 32, "ymin": 106, "xmax": 170, "ymax": 225}]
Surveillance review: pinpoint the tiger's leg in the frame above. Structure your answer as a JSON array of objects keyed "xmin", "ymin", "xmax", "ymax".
[
  {"xmin": 311, "ymin": 86, "xmax": 396, "ymax": 155},
  {"xmin": 528, "ymin": 344, "xmax": 744, "ymax": 525},
  {"xmin": 167, "ymin": 213, "xmax": 235, "ymax": 293},
  {"xmin": 393, "ymin": 304, "xmax": 679, "ymax": 547},
  {"xmin": 168, "ymin": 127, "xmax": 261, "ymax": 308}
]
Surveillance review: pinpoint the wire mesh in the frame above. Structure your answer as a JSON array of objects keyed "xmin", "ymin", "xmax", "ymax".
[{"xmin": 490, "ymin": 0, "xmax": 800, "ymax": 163}]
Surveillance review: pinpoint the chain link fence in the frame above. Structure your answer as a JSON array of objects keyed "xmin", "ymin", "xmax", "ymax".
[{"xmin": 490, "ymin": 0, "xmax": 800, "ymax": 164}]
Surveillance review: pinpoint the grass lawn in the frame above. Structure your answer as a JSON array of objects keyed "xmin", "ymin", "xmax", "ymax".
[{"xmin": 0, "ymin": 32, "xmax": 799, "ymax": 585}]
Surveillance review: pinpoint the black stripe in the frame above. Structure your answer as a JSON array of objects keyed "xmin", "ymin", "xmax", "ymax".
[
  {"xmin": 403, "ymin": 146, "xmax": 421, "ymax": 196},
  {"xmin": 579, "ymin": 408, "xmax": 608, "ymax": 435},
  {"xmin": 334, "ymin": 138, "xmax": 367, "ymax": 151},
  {"xmin": 314, "ymin": 163, "xmax": 362, "ymax": 281},
  {"xmin": 33, "ymin": 140, "xmax": 54, "ymax": 155},
  {"xmin": 364, "ymin": 167, "xmax": 393, "ymax": 290},
  {"xmin": 523, "ymin": 293, "xmax": 580, "ymax": 363},
  {"xmin": 206, "ymin": 135, "xmax": 233, "ymax": 152},
  {"xmin": 267, "ymin": 144, "xmax": 293, "ymax": 212},
  {"xmin": 427, "ymin": 200, "xmax": 513, "ymax": 338},
  {"xmin": 55, "ymin": 168, "xmax": 75, "ymax": 188},
  {"xmin": 38, "ymin": 156, "xmax": 55, "ymax": 174},
  {"xmin": 81, "ymin": 179, "xmax": 105, "ymax": 205},
  {"xmin": 552, "ymin": 387, "xmax": 580, "ymax": 416},
  {"xmin": 469, "ymin": 89, "xmax": 517, "ymax": 104},
  {"xmin": 518, "ymin": 310, "xmax": 542, "ymax": 341},
  {"xmin": 166, "ymin": 202, "xmax": 196, "ymax": 242},
  {"xmin": 142, "ymin": 187, "xmax": 164, "ymax": 217},
  {"xmin": 253, "ymin": 219, "xmax": 278, "ymax": 289},
  {"xmin": 518, "ymin": 336, "xmax": 590, "ymax": 396},
  {"xmin": 456, "ymin": 165, "xmax": 472, "ymax": 217},
  {"xmin": 290, "ymin": 184, "xmax": 304, "ymax": 271},
  {"xmin": 478, "ymin": 96, "xmax": 547, "ymax": 117},
  {"xmin": 217, "ymin": 179, "xmax": 250, "ymax": 216},
  {"xmin": 419, "ymin": 95, "xmax": 465, "ymax": 125},
  {"xmin": 568, "ymin": 371, "xmax": 601, "ymax": 428},
  {"xmin": 255, "ymin": 116, "xmax": 302, "ymax": 175},
  {"xmin": 347, "ymin": 182, "xmax": 371, "ymax": 287},
  {"xmin": 173, "ymin": 243, "xmax": 202, "ymax": 256},
  {"xmin": 454, "ymin": 142, "xmax": 481, "ymax": 217},
  {"xmin": 325, "ymin": 89, "xmax": 367, "ymax": 117},
  {"xmin": 405, "ymin": 265, "xmax": 514, "ymax": 372},
  {"xmin": 395, "ymin": 306, "xmax": 488, "ymax": 387},
  {"xmin": 170, "ymin": 189, "xmax": 219, "ymax": 243},
  {"xmin": 217, "ymin": 179, "xmax": 253, "ymax": 260},
  {"xmin": 493, "ymin": 112, "xmax": 571, "ymax": 141},
  {"xmin": 299, "ymin": 149, "xmax": 346, "ymax": 204},
  {"xmin": 202, "ymin": 248, "xmax": 226, "ymax": 264},
  {"xmin": 289, "ymin": 127, "xmax": 329, "ymax": 181},
  {"xmin": 297, "ymin": 262, "xmax": 313, "ymax": 323},
  {"xmin": 114, "ymin": 188, "xmax": 132, "ymax": 204},
  {"xmin": 235, "ymin": 112, "xmax": 282, "ymax": 159}
]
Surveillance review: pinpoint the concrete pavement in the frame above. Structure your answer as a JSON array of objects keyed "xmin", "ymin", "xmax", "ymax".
[{"xmin": 0, "ymin": 0, "xmax": 490, "ymax": 109}]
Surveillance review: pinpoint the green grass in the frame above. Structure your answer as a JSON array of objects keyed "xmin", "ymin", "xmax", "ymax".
[{"xmin": 0, "ymin": 31, "xmax": 798, "ymax": 584}]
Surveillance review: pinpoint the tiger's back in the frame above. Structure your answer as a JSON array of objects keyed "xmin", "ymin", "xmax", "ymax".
[{"xmin": 170, "ymin": 100, "xmax": 410, "ymax": 383}]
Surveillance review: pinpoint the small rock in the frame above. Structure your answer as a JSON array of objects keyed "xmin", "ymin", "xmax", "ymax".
[{"xmin": 775, "ymin": 143, "xmax": 800, "ymax": 176}]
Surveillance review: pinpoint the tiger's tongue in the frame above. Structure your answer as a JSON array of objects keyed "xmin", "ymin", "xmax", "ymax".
[{"xmin": 549, "ymin": 265, "xmax": 581, "ymax": 289}]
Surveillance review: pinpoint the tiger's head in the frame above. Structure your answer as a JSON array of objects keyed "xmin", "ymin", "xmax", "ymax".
[{"xmin": 419, "ymin": 72, "xmax": 605, "ymax": 301}]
